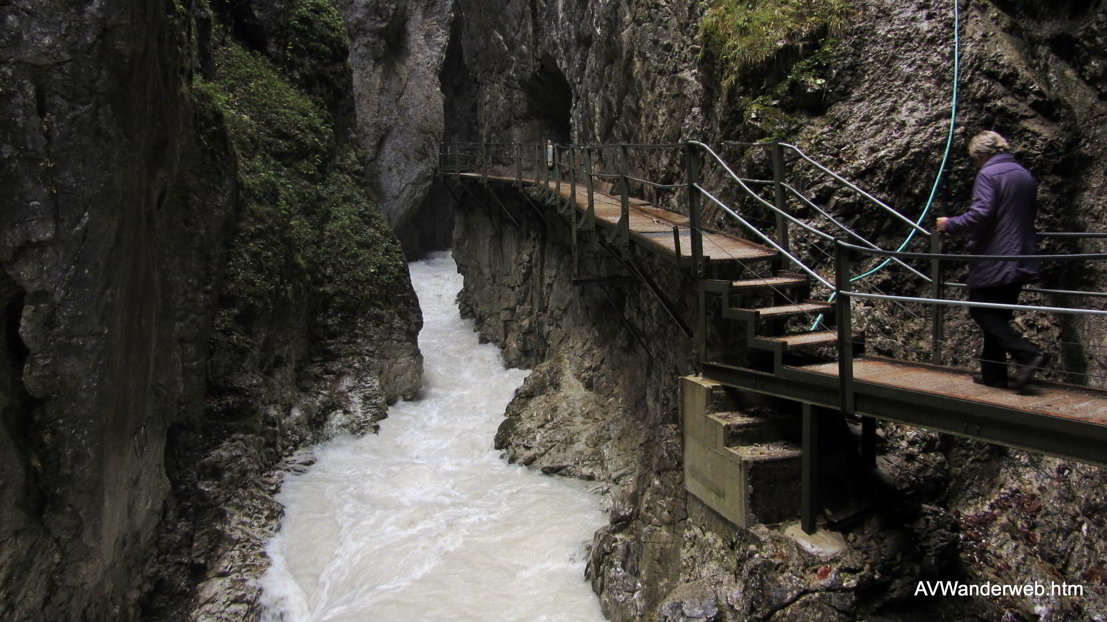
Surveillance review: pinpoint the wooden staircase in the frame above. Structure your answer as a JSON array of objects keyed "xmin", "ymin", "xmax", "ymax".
[
  {"xmin": 703, "ymin": 251, "xmax": 862, "ymax": 373},
  {"xmin": 683, "ymin": 246, "xmax": 864, "ymax": 527}
]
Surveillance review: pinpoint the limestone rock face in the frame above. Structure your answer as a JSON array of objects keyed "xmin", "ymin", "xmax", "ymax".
[
  {"xmin": 0, "ymin": 2, "xmax": 230, "ymax": 619},
  {"xmin": 337, "ymin": 0, "xmax": 454, "ymax": 256},
  {"xmin": 0, "ymin": 1, "xmax": 422, "ymax": 620}
]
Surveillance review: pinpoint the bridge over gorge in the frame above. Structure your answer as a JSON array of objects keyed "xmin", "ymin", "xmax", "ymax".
[{"xmin": 438, "ymin": 140, "xmax": 1107, "ymax": 534}]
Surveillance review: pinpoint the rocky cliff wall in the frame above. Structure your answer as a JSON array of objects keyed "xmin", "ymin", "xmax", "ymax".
[
  {"xmin": 0, "ymin": 2, "xmax": 227, "ymax": 617},
  {"xmin": 0, "ymin": 1, "xmax": 421, "ymax": 620},
  {"xmin": 337, "ymin": 0, "xmax": 454, "ymax": 258},
  {"xmin": 444, "ymin": 0, "xmax": 1107, "ymax": 620}
]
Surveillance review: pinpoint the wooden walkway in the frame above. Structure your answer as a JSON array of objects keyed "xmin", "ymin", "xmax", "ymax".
[
  {"xmin": 458, "ymin": 172, "xmax": 776, "ymax": 262},
  {"xmin": 704, "ymin": 355, "xmax": 1107, "ymax": 467},
  {"xmin": 796, "ymin": 358, "xmax": 1107, "ymax": 424},
  {"xmin": 446, "ymin": 144, "xmax": 1107, "ymax": 534},
  {"xmin": 453, "ymin": 166, "xmax": 1107, "ymax": 468}
]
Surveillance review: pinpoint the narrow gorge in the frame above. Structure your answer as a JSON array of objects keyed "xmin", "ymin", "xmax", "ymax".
[{"xmin": 2, "ymin": 0, "xmax": 1107, "ymax": 621}]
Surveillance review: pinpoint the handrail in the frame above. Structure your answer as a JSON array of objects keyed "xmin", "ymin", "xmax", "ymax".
[
  {"xmin": 439, "ymin": 141, "xmax": 1105, "ymax": 297},
  {"xmin": 696, "ymin": 184, "xmax": 834, "ymax": 289},
  {"xmin": 836, "ymin": 240, "xmax": 1107, "ymax": 262},
  {"xmin": 843, "ymin": 291, "xmax": 1107, "ymax": 317},
  {"xmin": 625, "ymin": 174, "xmax": 686, "ymax": 190},
  {"xmin": 834, "ymin": 240, "xmax": 1107, "ymax": 359},
  {"xmin": 1039, "ymin": 232, "xmax": 1107, "ymax": 239},
  {"xmin": 780, "ymin": 143, "xmax": 932, "ymax": 237},
  {"xmin": 946, "ymin": 281, "xmax": 1107, "ymax": 300},
  {"xmin": 686, "ymin": 141, "xmax": 836, "ymax": 244},
  {"xmin": 782, "ymin": 182, "xmax": 932, "ymax": 283}
]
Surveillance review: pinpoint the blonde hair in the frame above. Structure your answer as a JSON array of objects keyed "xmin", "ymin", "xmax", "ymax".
[{"xmin": 968, "ymin": 131, "xmax": 1010, "ymax": 160}]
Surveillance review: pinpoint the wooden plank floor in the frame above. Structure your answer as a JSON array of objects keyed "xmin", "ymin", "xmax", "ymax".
[
  {"xmin": 457, "ymin": 172, "xmax": 777, "ymax": 262},
  {"xmin": 792, "ymin": 357, "xmax": 1107, "ymax": 425}
]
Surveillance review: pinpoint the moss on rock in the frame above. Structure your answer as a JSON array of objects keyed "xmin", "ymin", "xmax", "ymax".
[{"xmin": 197, "ymin": 17, "xmax": 411, "ymax": 378}]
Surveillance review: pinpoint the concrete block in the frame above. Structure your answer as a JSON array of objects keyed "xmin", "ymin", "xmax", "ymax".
[
  {"xmin": 681, "ymin": 376, "xmax": 718, "ymax": 444},
  {"xmin": 711, "ymin": 411, "xmax": 777, "ymax": 447},
  {"xmin": 683, "ymin": 433, "xmax": 748, "ymax": 527},
  {"xmin": 682, "ymin": 375, "xmax": 800, "ymax": 528},
  {"xmin": 728, "ymin": 443, "xmax": 802, "ymax": 524}
]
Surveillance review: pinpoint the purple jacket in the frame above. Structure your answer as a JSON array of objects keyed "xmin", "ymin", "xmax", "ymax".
[{"xmin": 945, "ymin": 153, "xmax": 1039, "ymax": 289}]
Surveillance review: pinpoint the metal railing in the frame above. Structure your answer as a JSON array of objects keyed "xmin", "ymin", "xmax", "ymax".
[
  {"xmin": 439, "ymin": 139, "xmax": 932, "ymax": 285},
  {"xmin": 833, "ymin": 240, "xmax": 1107, "ymax": 414},
  {"xmin": 440, "ymin": 140, "xmax": 1105, "ymax": 382}
]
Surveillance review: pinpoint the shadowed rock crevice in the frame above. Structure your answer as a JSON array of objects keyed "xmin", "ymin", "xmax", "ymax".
[
  {"xmin": 337, "ymin": 0, "xmax": 452, "ymax": 258},
  {"xmin": 521, "ymin": 53, "xmax": 573, "ymax": 144},
  {"xmin": 0, "ymin": 280, "xmax": 45, "ymax": 529}
]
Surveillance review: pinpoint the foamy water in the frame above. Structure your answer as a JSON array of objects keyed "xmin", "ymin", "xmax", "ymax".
[{"xmin": 259, "ymin": 252, "xmax": 609, "ymax": 622}]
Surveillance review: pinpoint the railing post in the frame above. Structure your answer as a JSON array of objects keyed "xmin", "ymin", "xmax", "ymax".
[
  {"xmin": 835, "ymin": 240, "xmax": 855, "ymax": 417},
  {"xmin": 535, "ymin": 143, "xmax": 542, "ymax": 185},
  {"xmin": 480, "ymin": 142, "xmax": 488, "ymax": 181},
  {"xmin": 685, "ymin": 142, "xmax": 706, "ymax": 367},
  {"xmin": 585, "ymin": 147, "xmax": 596, "ymax": 230},
  {"xmin": 541, "ymin": 141, "xmax": 549, "ymax": 190},
  {"xmin": 930, "ymin": 232, "xmax": 945, "ymax": 365},
  {"xmin": 570, "ymin": 145, "xmax": 579, "ymax": 276},
  {"xmin": 801, "ymin": 402, "xmax": 819, "ymax": 535},
  {"xmin": 618, "ymin": 143, "xmax": 631, "ymax": 246},
  {"xmin": 569, "ymin": 146, "xmax": 578, "ymax": 213},
  {"xmin": 772, "ymin": 142, "xmax": 790, "ymax": 253},
  {"xmin": 836, "ymin": 239, "xmax": 875, "ymax": 467},
  {"xmin": 453, "ymin": 144, "xmax": 460, "ymax": 180},
  {"xmin": 515, "ymin": 142, "xmax": 522, "ymax": 185},
  {"xmin": 555, "ymin": 144, "xmax": 563, "ymax": 205},
  {"xmin": 684, "ymin": 144, "xmax": 705, "ymax": 277}
]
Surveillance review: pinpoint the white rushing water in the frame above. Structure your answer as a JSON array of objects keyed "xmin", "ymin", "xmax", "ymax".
[{"xmin": 260, "ymin": 252, "xmax": 609, "ymax": 622}]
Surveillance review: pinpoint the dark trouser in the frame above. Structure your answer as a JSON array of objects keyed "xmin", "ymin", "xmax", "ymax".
[{"xmin": 968, "ymin": 283, "xmax": 1043, "ymax": 385}]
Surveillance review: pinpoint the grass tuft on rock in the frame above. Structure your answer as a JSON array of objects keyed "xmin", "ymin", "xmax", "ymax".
[{"xmin": 701, "ymin": 0, "xmax": 853, "ymax": 91}]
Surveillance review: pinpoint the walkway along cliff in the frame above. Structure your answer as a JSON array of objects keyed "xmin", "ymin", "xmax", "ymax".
[
  {"xmin": 436, "ymin": 0, "xmax": 1107, "ymax": 619},
  {"xmin": 4, "ymin": 0, "xmax": 1107, "ymax": 620},
  {"xmin": 445, "ymin": 139, "xmax": 1107, "ymax": 620}
]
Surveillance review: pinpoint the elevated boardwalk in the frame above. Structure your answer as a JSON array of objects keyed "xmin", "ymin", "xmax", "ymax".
[
  {"xmin": 458, "ymin": 172, "xmax": 777, "ymax": 262},
  {"xmin": 707, "ymin": 357, "xmax": 1107, "ymax": 466},
  {"xmin": 445, "ymin": 142, "xmax": 1107, "ymax": 531}
]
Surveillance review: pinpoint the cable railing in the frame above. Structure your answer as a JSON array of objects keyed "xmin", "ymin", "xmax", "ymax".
[
  {"xmin": 442, "ymin": 139, "xmax": 932, "ymax": 270},
  {"xmin": 781, "ymin": 143, "xmax": 932, "ymax": 237}
]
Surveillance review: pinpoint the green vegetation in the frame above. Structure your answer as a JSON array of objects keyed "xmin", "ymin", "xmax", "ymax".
[
  {"xmin": 197, "ymin": 10, "xmax": 408, "ymax": 366},
  {"xmin": 737, "ymin": 95, "xmax": 798, "ymax": 139},
  {"xmin": 283, "ymin": 0, "xmax": 351, "ymax": 104},
  {"xmin": 701, "ymin": 0, "xmax": 853, "ymax": 90}
]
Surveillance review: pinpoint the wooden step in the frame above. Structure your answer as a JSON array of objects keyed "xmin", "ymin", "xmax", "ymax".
[
  {"xmin": 756, "ymin": 301, "xmax": 832, "ymax": 318},
  {"xmin": 724, "ymin": 301, "xmax": 832, "ymax": 322},
  {"xmin": 727, "ymin": 274, "xmax": 809, "ymax": 292},
  {"xmin": 758, "ymin": 330, "xmax": 840, "ymax": 350}
]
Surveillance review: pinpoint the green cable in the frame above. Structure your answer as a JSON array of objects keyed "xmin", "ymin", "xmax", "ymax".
[{"xmin": 813, "ymin": 0, "xmax": 960, "ymax": 327}]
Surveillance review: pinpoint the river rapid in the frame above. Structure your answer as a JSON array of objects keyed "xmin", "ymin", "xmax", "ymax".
[{"xmin": 259, "ymin": 252, "xmax": 608, "ymax": 621}]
